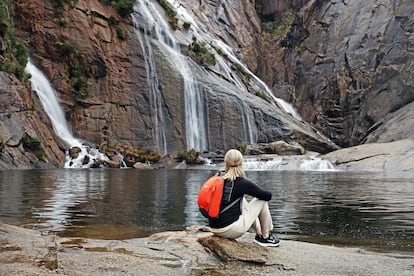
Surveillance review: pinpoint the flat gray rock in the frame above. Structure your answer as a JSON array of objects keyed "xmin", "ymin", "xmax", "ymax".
[{"xmin": 0, "ymin": 223, "xmax": 413, "ymax": 275}]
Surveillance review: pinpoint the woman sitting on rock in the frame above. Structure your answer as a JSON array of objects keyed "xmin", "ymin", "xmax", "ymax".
[{"xmin": 208, "ymin": 149, "xmax": 280, "ymax": 247}]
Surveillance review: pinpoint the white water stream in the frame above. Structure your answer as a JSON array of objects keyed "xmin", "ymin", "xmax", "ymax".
[
  {"xmin": 23, "ymin": 2, "xmax": 331, "ymax": 170},
  {"xmin": 132, "ymin": 0, "xmax": 303, "ymax": 152},
  {"xmin": 133, "ymin": 0, "xmax": 207, "ymax": 151},
  {"xmin": 166, "ymin": 0, "xmax": 302, "ymax": 121},
  {"xmin": 25, "ymin": 59, "xmax": 334, "ymax": 171},
  {"xmin": 25, "ymin": 59, "xmax": 108, "ymax": 168}
]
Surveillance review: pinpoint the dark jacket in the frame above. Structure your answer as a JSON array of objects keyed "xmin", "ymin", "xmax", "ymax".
[{"xmin": 208, "ymin": 177, "xmax": 272, "ymax": 229}]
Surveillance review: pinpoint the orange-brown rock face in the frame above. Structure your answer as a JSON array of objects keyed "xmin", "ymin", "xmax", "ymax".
[
  {"xmin": 8, "ymin": 0, "xmax": 341, "ymax": 169},
  {"xmin": 14, "ymin": 0, "xmax": 186, "ymax": 154},
  {"xmin": 0, "ymin": 72, "xmax": 65, "ymax": 168}
]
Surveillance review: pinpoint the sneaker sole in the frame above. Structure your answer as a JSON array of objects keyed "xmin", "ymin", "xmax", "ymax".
[{"xmin": 254, "ymin": 239, "xmax": 280, "ymax": 247}]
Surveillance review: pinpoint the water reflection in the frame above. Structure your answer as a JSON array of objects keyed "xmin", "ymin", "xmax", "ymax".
[{"xmin": 0, "ymin": 169, "xmax": 413, "ymax": 253}]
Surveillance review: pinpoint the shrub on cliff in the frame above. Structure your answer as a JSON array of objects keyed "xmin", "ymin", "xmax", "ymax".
[
  {"xmin": 99, "ymin": 0, "xmax": 135, "ymax": 18},
  {"xmin": 176, "ymin": 149, "xmax": 201, "ymax": 164},
  {"xmin": 0, "ymin": 1, "xmax": 30, "ymax": 82},
  {"xmin": 188, "ymin": 37, "xmax": 216, "ymax": 67}
]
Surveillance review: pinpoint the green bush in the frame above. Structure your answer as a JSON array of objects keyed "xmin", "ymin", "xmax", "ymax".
[
  {"xmin": 262, "ymin": 11, "xmax": 295, "ymax": 38},
  {"xmin": 99, "ymin": 0, "xmax": 135, "ymax": 18},
  {"xmin": 157, "ymin": 0, "xmax": 179, "ymax": 29},
  {"xmin": 56, "ymin": 41, "xmax": 90, "ymax": 98},
  {"xmin": 0, "ymin": 5, "xmax": 8, "ymax": 37},
  {"xmin": 53, "ymin": 0, "xmax": 77, "ymax": 8},
  {"xmin": 109, "ymin": 15, "xmax": 120, "ymax": 25},
  {"xmin": 68, "ymin": 61, "xmax": 90, "ymax": 98},
  {"xmin": 22, "ymin": 134, "xmax": 47, "ymax": 161},
  {"xmin": 57, "ymin": 41, "xmax": 77, "ymax": 56},
  {"xmin": 56, "ymin": 17, "xmax": 67, "ymax": 27},
  {"xmin": 183, "ymin": 21, "xmax": 191, "ymax": 30},
  {"xmin": 0, "ymin": 2, "xmax": 30, "ymax": 82},
  {"xmin": 238, "ymin": 143, "xmax": 249, "ymax": 155},
  {"xmin": 116, "ymin": 26, "xmax": 126, "ymax": 40},
  {"xmin": 177, "ymin": 149, "xmax": 200, "ymax": 164},
  {"xmin": 256, "ymin": 91, "xmax": 271, "ymax": 103},
  {"xmin": 188, "ymin": 37, "xmax": 216, "ymax": 66}
]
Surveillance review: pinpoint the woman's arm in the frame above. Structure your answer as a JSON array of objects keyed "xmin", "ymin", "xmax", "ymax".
[{"xmin": 235, "ymin": 178, "xmax": 272, "ymax": 201}]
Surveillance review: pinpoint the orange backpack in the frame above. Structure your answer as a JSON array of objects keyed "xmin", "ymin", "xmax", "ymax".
[
  {"xmin": 197, "ymin": 175, "xmax": 241, "ymax": 219},
  {"xmin": 197, "ymin": 176, "xmax": 224, "ymax": 218}
]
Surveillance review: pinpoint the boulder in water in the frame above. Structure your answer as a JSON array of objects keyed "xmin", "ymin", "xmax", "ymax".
[{"xmin": 68, "ymin": 147, "xmax": 81, "ymax": 159}]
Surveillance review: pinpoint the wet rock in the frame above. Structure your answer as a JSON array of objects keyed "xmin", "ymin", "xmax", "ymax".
[
  {"xmin": 198, "ymin": 235, "xmax": 269, "ymax": 263},
  {"xmin": 133, "ymin": 162, "xmax": 152, "ymax": 169},
  {"xmin": 107, "ymin": 154, "xmax": 122, "ymax": 168},
  {"xmin": 260, "ymin": 0, "xmax": 414, "ymax": 147},
  {"xmin": 322, "ymin": 139, "xmax": 414, "ymax": 172},
  {"xmin": 248, "ymin": 141, "xmax": 305, "ymax": 155},
  {"xmin": 81, "ymin": 154, "xmax": 90, "ymax": 166},
  {"xmin": 68, "ymin": 147, "xmax": 81, "ymax": 159},
  {"xmin": 1, "ymin": 222, "xmax": 413, "ymax": 275},
  {"xmin": 0, "ymin": 72, "xmax": 65, "ymax": 169}
]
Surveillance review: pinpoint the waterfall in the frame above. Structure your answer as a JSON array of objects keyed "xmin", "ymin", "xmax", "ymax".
[
  {"xmin": 25, "ymin": 60, "xmax": 82, "ymax": 148},
  {"xmin": 132, "ymin": 14, "xmax": 168, "ymax": 155},
  {"xmin": 242, "ymin": 156, "xmax": 336, "ymax": 171},
  {"xmin": 131, "ymin": 0, "xmax": 304, "ymax": 151},
  {"xmin": 211, "ymin": 40, "xmax": 302, "ymax": 121},
  {"xmin": 163, "ymin": 0, "xmax": 302, "ymax": 121},
  {"xmin": 25, "ymin": 59, "xmax": 109, "ymax": 168},
  {"xmin": 241, "ymin": 100, "xmax": 256, "ymax": 144},
  {"xmin": 133, "ymin": 0, "xmax": 207, "ymax": 151}
]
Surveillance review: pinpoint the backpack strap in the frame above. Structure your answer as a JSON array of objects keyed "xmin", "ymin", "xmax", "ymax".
[
  {"xmin": 220, "ymin": 196, "xmax": 242, "ymax": 214},
  {"xmin": 219, "ymin": 179, "xmax": 241, "ymax": 215}
]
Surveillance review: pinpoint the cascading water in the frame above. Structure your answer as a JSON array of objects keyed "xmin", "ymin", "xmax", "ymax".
[
  {"xmin": 132, "ymin": 0, "xmax": 207, "ymax": 151},
  {"xmin": 25, "ymin": 60, "xmax": 81, "ymax": 148},
  {"xmin": 132, "ymin": 9, "xmax": 167, "ymax": 155},
  {"xmin": 242, "ymin": 156, "xmax": 336, "ymax": 171},
  {"xmin": 132, "ymin": 0, "xmax": 302, "ymax": 151},
  {"xmin": 165, "ymin": 1, "xmax": 302, "ymax": 121},
  {"xmin": 25, "ymin": 59, "xmax": 109, "ymax": 168},
  {"xmin": 241, "ymin": 100, "xmax": 257, "ymax": 144},
  {"xmin": 210, "ymin": 40, "xmax": 302, "ymax": 121}
]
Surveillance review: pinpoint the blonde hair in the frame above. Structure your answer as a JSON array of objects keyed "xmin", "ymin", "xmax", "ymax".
[{"xmin": 223, "ymin": 149, "xmax": 245, "ymax": 181}]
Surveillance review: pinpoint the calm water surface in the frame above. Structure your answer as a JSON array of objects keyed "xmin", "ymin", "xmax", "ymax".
[{"xmin": 0, "ymin": 169, "xmax": 413, "ymax": 253}]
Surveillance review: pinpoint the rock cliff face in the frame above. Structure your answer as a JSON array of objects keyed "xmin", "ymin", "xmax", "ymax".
[
  {"xmin": 1, "ymin": 0, "xmax": 412, "ymax": 168},
  {"xmin": 7, "ymin": 0, "xmax": 337, "ymax": 168},
  {"xmin": 255, "ymin": 0, "xmax": 414, "ymax": 147},
  {"xmin": 0, "ymin": 72, "xmax": 64, "ymax": 168}
]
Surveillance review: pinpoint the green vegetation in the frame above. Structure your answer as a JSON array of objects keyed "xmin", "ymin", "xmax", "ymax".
[
  {"xmin": 109, "ymin": 15, "xmax": 120, "ymax": 25},
  {"xmin": 0, "ymin": 1, "xmax": 30, "ymax": 82},
  {"xmin": 157, "ymin": 0, "xmax": 178, "ymax": 29},
  {"xmin": 213, "ymin": 45, "xmax": 251, "ymax": 84},
  {"xmin": 183, "ymin": 21, "xmax": 191, "ymax": 30},
  {"xmin": 116, "ymin": 26, "xmax": 127, "ymax": 40},
  {"xmin": 256, "ymin": 91, "xmax": 271, "ymax": 103},
  {"xmin": 188, "ymin": 36, "xmax": 216, "ymax": 66},
  {"xmin": 56, "ymin": 17, "xmax": 67, "ymax": 27},
  {"xmin": 261, "ymin": 12, "xmax": 295, "ymax": 38},
  {"xmin": 99, "ymin": 0, "xmax": 135, "ymax": 18},
  {"xmin": 238, "ymin": 143, "xmax": 248, "ymax": 155},
  {"xmin": 233, "ymin": 62, "xmax": 251, "ymax": 84},
  {"xmin": 57, "ymin": 41, "xmax": 77, "ymax": 56},
  {"xmin": 57, "ymin": 41, "xmax": 90, "ymax": 98},
  {"xmin": 53, "ymin": 0, "xmax": 77, "ymax": 8},
  {"xmin": 177, "ymin": 149, "xmax": 200, "ymax": 164},
  {"xmin": 22, "ymin": 134, "xmax": 47, "ymax": 161},
  {"xmin": 99, "ymin": 142, "xmax": 161, "ymax": 165}
]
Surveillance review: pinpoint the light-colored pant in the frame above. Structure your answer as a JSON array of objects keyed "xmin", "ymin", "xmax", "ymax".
[{"xmin": 211, "ymin": 197, "xmax": 274, "ymax": 239}]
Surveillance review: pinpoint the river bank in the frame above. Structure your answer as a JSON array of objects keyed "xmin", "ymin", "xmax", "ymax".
[{"xmin": 1, "ymin": 222, "xmax": 412, "ymax": 275}]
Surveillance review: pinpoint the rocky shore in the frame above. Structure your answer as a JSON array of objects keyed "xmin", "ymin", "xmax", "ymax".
[{"xmin": 1, "ymin": 222, "xmax": 413, "ymax": 275}]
